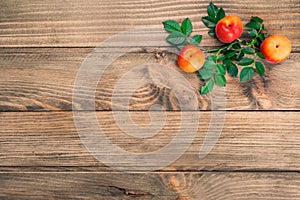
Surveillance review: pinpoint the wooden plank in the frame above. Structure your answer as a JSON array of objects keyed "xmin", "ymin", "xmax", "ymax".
[
  {"xmin": 1, "ymin": 172, "xmax": 300, "ymax": 199},
  {"xmin": 0, "ymin": 48, "xmax": 299, "ymax": 111},
  {"xmin": 0, "ymin": 0, "xmax": 299, "ymax": 49},
  {"xmin": 0, "ymin": 111, "xmax": 299, "ymax": 171}
]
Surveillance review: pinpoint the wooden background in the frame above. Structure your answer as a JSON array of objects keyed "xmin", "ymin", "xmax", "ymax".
[{"xmin": 1, "ymin": 0, "xmax": 300, "ymax": 199}]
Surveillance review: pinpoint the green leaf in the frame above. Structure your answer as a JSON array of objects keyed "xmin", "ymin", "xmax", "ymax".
[
  {"xmin": 223, "ymin": 59, "xmax": 231, "ymax": 68},
  {"xmin": 208, "ymin": 29, "xmax": 216, "ymax": 38},
  {"xmin": 240, "ymin": 67, "xmax": 255, "ymax": 82},
  {"xmin": 198, "ymin": 68, "xmax": 214, "ymax": 80},
  {"xmin": 163, "ymin": 20, "xmax": 181, "ymax": 33},
  {"xmin": 181, "ymin": 18, "xmax": 193, "ymax": 36},
  {"xmin": 258, "ymin": 33, "xmax": 265, "ymax": 42},
  {"xmin": 238, "ymin": 57, "xmax": 254, "ymax": 66},
  {"xmin": 202, "ymin": 16, "xmax": 216, "ymax": 28},
  {"xmin": 177, "ymin": 40, "xmax": 190, "ymax": 49},
  {"xmin": 207, "ymin": 55, "xmax": 217, "ymax": 62},
  {"xmin": 248, "ymin": 29, "xmax": 258, "ymax": 37},
  {"xmin": 235, "ymin": 51, "xmax": 245, "ymax": 61},
  {"xmin": 166, "ymin": 32, "xmax": 186, "ymax": 45},
  {"xmin": 250, "ymin": 38, "xmax": 257, "ymax": 45},
  {"xmin": 225, "ymin": 51, "xmax": 236, "ymax": 58},
  {"xmin": 201, "ymin": 78, "xmax": 214, "ymax": 94},
  {"xmin": 190, "ymin": 35, "xmax": 202, "ymax": 45},
  {"xmin": 216, "ymin": 8, "xmax": 225, "ymax": 21},
  {"xmin": 245, "ymin": 21, "xmax": 261, "ymax": 30},
  {"xmin": 255, "ymin": 61, "xmax": 265, "ymax": 76},
  {"xmin": 252, "ymin": 16, "xmax": 263, "ymax": 24},
  {"xmin": 217, "ymin": 54, "xmax": 226, "ymax": 61},
  {"xmin": 207, "ymin": 2, "xmax": 219, "ymax": 17},
  {"xmin": 257, "ymin": 52, "xmax": 265, "ymax": 59},
  {"xmin": 242, "ymin": 47, "xmax": 255, "ymax": 55},
  {"xmin": 216, "ymin": 64, "xmax": 226, "ymax": 75},
  {"xmin": 227, "ymin": 63, "xmax": 238, "ymax": 77},
  {"xmin": 232, "ymin": 43, "xmax": 241, "ymax": 49},
  {"xmin": 203, "ymin": 60, "xmax": 216, "ymax": 69},
  {"xmin": 177, "ymin": 45, "xmax": 184, "ymax": 50},
  {"xmin": 214, "ymin": 74, "xmax": 226, "ymax": 86}
]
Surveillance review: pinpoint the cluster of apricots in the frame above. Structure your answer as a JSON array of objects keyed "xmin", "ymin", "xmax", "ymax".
[{"xmin": 178, "ymin": 15, "xmax": 291, "ymax": 73}]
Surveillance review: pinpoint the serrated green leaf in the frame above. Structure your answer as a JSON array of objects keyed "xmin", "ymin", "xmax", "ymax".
[
  {"xmin": 166, "ymin": 32, "xmax": 186, "ymax": 45},
  {"xmin": 252, "ymin": 16, "xmax": 263, "ymax": 24},
  {"xmin": 202, "ymin": 16, "xmax": 216, "ymax": 28},
  {"xmin": 255, "ymin": 61, "xmax": 265, "ymax": 76},
  {"xmin": 242, "ymin": 47, "xmax": 255, "ymax": 54},
  {"xmin": 216, "ymin": 64, "xmax": 226, "ymax": 75},
  {"xmin": 238, "ymin": 57, "xmax": 254, "ymax": 66},
  {"xmin": 214, "ymin": 74, "xmax": 226, "ymax": 86},
  {"xmin": 207, "ymin": 2, "xmax": 219, "ymax": 17},
  {"xmin": 190, "ymin": 35, "xmax": 202, "ymax": 45},
  {"xmin": 201, "ymin": 78, "xmax": 214, "ymax": 94},
  {"xmin": 227, "ymin": 63, "xmax": 238, "ymax": 77},
  {"xmin": 198, "ymin": 68, "xmax": 214, "ymax": 80},
  {"xmin": 248, "ymin": 29, "xmax": 258, "ymax": 37},
  {"xmin": 208, "ymin": 29, "xmax": 216, "ymax": 38},
  {"xmin": 163, "ymin": 20, "xmax": 181, "ymax": 33},
  {"xmin": 216, "ymin": 8, "xmax": 225, "ymax": 21},
  {"xmin": 245, "ymin": 21, "xmax": 261, "ymax": 30},
  {"xmin": 257, "ymin": 52, "xmax": 265, "ymax": 59},
  {"xmin": 181, "ymin": 18, "xmax": 193, "ymax": 36},
  {"xmin": 240, "ymin": 67, "xmax": 255, "ymax": 82}
]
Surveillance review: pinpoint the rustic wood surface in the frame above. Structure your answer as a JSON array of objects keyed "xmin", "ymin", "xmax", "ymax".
[
  {"xmin": 1, "ymin": 172, "xmax": 300, "ymax": 199},
  {"xmin": 0, "ymin": 0, "xmax": 299, "ymax": 49},
  {"xmin": 1, "ymin": 111, "xmax": 300, "ymax": 171},
  {"xmin": 1, "ymin": 0, "xmax": 300, "ymax": 199},
  {"xmin": 1, "ymin": 48, "xmax": 299, "ymax": 111}
]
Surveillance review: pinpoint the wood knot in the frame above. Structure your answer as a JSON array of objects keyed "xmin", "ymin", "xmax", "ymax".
[{"xmin": 168, "ymin": 176, "xmax": 181, "ymax": 190}]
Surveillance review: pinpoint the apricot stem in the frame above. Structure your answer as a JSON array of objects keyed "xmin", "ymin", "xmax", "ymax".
[{"xmin": 205, "ymin": 48, "xmax": 220, "ymax": 53}]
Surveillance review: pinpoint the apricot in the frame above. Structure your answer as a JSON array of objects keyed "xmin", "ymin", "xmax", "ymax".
[
  {"xmin": 215, "ymin": 15, "xmax": 243, "ymax": 43},
  {"xmin": 260, "ymin": 35, "xmax": 291, "ymax": 63},
  {"xmin": 177, "ymin": 45, "xmax": 205, "ymax": 73}
]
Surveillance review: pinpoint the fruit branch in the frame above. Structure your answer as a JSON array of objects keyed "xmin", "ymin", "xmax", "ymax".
[{"xmin": 162, "ymin": 2, "xmax": 291, "ymax": 95}]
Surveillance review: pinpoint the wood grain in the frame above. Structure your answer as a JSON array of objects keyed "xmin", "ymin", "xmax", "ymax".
[
  {"xmin": 0, "ymin": 0, "xmax": 299, "ymax": 49},
  {"xmin": 1, "ymin": 48, "xmax": 299, "ymax": 111},
  {"xmin": 1, "ymin": 111, "xmax": 299, "ymax": 171},
  {"xmin": 1, "ymin": 172, "xmax": 300, "ymax": 199},
  {"xmin": 1, "ymin": 1, "xmax": 300, "ymax": 198}
]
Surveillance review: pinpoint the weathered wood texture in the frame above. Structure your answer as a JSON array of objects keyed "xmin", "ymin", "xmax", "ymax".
[
  {"xmin": 1, "ymin": 172, "xmax": 300, "ymax": 199},
  {"xmin": 1, "ymin": 0, "xmax": 300, "ymax": 199},
  {"xmin": 1, "ymin": 48, "xmax": 299, "ymax": 111},
  {"xmin": 0, "ymin": 0, "xmax": 299, "ymax": 49},
  {"xmin": 1, "ymin": 111, "xmax": 299, "ymax": 171}
]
